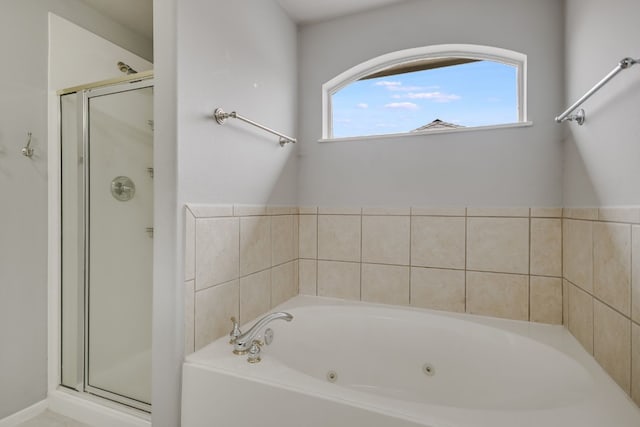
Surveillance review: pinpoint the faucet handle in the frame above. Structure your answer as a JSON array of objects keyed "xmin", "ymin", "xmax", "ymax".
[
  {"xmin": 247, "ymin": 340, "xmax": 262, "ymax": 364},
  {"xmin": 229, "ymin": 317, "xmax": 242, "ymax": 344}
]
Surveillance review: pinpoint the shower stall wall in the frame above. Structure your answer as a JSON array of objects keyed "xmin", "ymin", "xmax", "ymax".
[{"xmin": 60, "ymin": 74, "xmax": 153, "ymax": 412}]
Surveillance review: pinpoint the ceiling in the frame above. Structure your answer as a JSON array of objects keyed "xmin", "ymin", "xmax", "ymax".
[
  {"xmin": 79, "ymin": 0, "xmax": 408, "ymax": 41},
  {"xmin": 276, "ymin": 0, "xmax": 407, "ymax": 24}
]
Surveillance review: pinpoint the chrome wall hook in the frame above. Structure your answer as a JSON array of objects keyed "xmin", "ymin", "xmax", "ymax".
[{"xmin": 22, "ymin": 132, "xmax": 34, "ymax": 158}]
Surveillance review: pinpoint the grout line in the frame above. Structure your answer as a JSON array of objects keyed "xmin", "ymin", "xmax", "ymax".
[
  {"xmin": 464, "ymin": 210, "xmax": 468, "ymax": 313},
  {"xmin": 564, "ymin": 277, "xmax": 633, "ymax": 323},
  {"xmin": 315, "ymin": 213, "xmax": 319, "ymax": 296},
  {"xmin": 528, "ymin": 212, "xmax": 531, "ymax": 321},
  {"xmin": 561, "ymin": 216, "xmax": 565, "ymax": 326},
  {"xmin": 591, "ymin": 217, "xmax": 596, "ymax": 354},
  {"xmin": 629, "ymin": 224, "xmax": 633, "ymax": 364},
  {"xmin": 409, "ymin": 215, "xmax": 413, "ymax": 306},
  {"xmin": 359, "ymin": 212, "xmax": 363, "ymax": 301}
]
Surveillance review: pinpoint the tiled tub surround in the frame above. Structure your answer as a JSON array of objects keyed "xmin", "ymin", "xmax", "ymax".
[
  {"xmin": 298, "ymin": 207, "xmax": 563, "ymax": 325},
  {"xmin": 184, "ymin": 205, "xmax": 299, "ymax": 353},
  {"xmin": 184, "ymin": 204, "xmax": 640, "ymax": 409},
  {"xmin": 185, "ymin": 205, "xmax": 565, "ymax": 356},
  {"xmin": 562, "ymin": 208, "xmax": 640, "ymax": 406}
]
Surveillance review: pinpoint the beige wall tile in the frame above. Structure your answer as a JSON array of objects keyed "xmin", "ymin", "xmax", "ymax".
[
  {"xmin": 185, "ymin": 280, "xmax": 195, "ymax": 355},
  {"xmin": 530, "ymin": 218, "xmax": 562, "ymax": 277},
  {"xmin": 267, "ymin": 206, "xmax": 297, "ymax": 215},
  {"xmin": 411, "ymin": 217, "xmax": 465, "ymax": 269},
  {"xmin": 293, "ymin": 215, "xmax": 299, "ymax": 260},
  {"xmin": 411, "ymin": 207, "xmax": 466, "ymax": 216},
  {"xmin": 564, "ymin": 208, "xmax": 598, "ymax": 220},
  {"xmin": 593, "ymin": 222, "xmax": 631, "ymax": 316},
  {"xmin": 233, "ymin": 205, "xmax": 267, "ymax": 216},
  {"xmin": 467, "ymin": 217, "xmax": 529, "ymax": 274},
  {"xmin": 185, "ymin": 208, "xmax": 196, "ymax": 281},
  {"xmin": 318, "ymin": 215, "xmax": 361, "ymax": 262},
  {"xmin": 632, "ymin": 322, "xmax": 640, "ymax": 406},
  {"xmin": 240, "ymin": 216, "xmax": 271, "ymax": 276},
  {"xmin": 598, "ymin": 207, "xmax": 640, "ymax": 224},
  {"xmin": 467, "ymin": 207, "xmax": 529, "ymax": 217},
  {"xmin": 563, "ymin": 219, "xmax": 593, "ymax": 293},
  {"xmin": 195, "ymin": 217, "xmax": 239, "ymax": 290},
  {"xmin": 362, "ymin": 216, "xmax": 410, "ymax": 265},
  {"xmin": 361, "ymin": 264, "xmax": 410, "ymax": 305},
  {"xmin": 530, "ymin": 276, "xmax": 562, "ymax": 324},
  {"xmin": 299, "ymin": 259, "xmax": 317, "ymax": 296},
  {"xmin": 531, "ymin": 207, "xmax": 563, "ymax": 218},
  {"xmin": 411, "ymin": 267, "xmax": 465, "ymax": 313},
  {"xmin": 466, "ymin": 271, "xmax": 529, "ymax": 321},
  {"xmin": 195, "ymin": 280, "xmax": 239, "ymax": 351},
  {"xmin": 298, "ymin": 206, "xmax": 318, "ymax": 214},
  {"xmin": 362, "ymin": 207, "xmax": 411, "ymax": 215},
  {"xmin": 240, "ymin": 270, "xmax": 271, "ymax": 324},
  {"xmin": 299, "ymin": 214, "xmax": 318, "ymax": 259},
  {"xmin": 563, "ymin": 280, "xmax": 570, "ymax": 326},
  {"xmin": 272, "ymin": 261, "xmax": 297, "ymax": 307},
  {"xmin": 272, "ymin": 215, "xmax": 295, "ymax": 266},
  {"xmin": 318, "ymin": 207, "xmax": 361, "ymax": 215},
  {"xmin": 594, "ymin": 300, "xmax": 631, "ymax": 393},
  {"xmin": 187, "ymin": 204, "xmax": 234, "ymax": 218},
  {"xmin": 317, "ymin": 261, "xmax": 360, "ymax": 300},
  {"xmin": 568, "ymin": 283, "xmax": 594, "ymax": 354},
  {"xmin": 633, "ymin": 227, "xmax": 640, "ymax": 323}
]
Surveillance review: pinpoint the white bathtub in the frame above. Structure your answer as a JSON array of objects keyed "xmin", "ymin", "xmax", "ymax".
[{"xmin": 182, "ymin": 296, "xmax": 640, "ymax": 427}]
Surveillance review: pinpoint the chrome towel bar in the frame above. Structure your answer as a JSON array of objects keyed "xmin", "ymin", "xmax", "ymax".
[
  {"xmin": 555, "ymin": 57, "xmax": 639, "ymax": 125},
  {"xmin": 214, "ymin": 108, "xmax": 296, "ymax": 147}
]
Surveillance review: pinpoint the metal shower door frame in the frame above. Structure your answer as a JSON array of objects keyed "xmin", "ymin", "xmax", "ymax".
[{"xmin": 79, "ymin": 76, "xmax": 154, "ymax": 413}]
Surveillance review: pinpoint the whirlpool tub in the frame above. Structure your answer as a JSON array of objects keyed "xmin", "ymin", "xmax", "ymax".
[{"xmin": 181, "ymin": 296, "xmax": 640, "ymax": 427}]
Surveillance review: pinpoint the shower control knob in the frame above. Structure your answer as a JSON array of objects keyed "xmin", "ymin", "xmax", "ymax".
[{"xmin": 111, "ymin": 176, "xmax": 136, "ymax": 201}]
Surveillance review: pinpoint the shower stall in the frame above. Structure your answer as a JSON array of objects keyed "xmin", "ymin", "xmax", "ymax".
[{"xmin": 59, "ymin": 73, "xmax": 153, "ymax": 412}]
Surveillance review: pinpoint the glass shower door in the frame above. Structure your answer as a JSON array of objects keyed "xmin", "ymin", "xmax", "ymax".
[
  {"xmin": 86, "ymin": 84, "xmax": 153, "ymax": 408},
  {"xmin": 60, "ymin": 77, "xmax": 153, "ymax": 412}
]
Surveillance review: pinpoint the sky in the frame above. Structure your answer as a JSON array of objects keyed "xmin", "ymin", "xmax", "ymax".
[{"xmin": 332, "ymin": 60, "xmax": 518, "ymax": 138}]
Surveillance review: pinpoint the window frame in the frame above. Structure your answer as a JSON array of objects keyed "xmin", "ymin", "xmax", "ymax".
[{"xmin": 322, "ymin": 44, "xmax": 527, "ymax": 140}]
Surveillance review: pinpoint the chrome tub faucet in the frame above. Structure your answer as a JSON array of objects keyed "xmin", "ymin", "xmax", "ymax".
[{"xmin": 229, "ymin": 312, "xmax": 293, "ymax": 355}]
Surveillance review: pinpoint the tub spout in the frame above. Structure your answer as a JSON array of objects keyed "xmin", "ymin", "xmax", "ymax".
[{"xmin": 233, "ymin": 312, "xmax": 293, "ymax": 355}]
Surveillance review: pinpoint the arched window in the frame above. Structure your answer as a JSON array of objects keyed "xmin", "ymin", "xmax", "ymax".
[{"xmin": 322, "ymin": 44, "xmax": 527, "ymax": 139}]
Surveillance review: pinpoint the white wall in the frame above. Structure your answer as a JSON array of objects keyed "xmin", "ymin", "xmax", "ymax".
[
  {"xmin": 0, "ymin": 0, "xmax": 151, "ymax": 419},
  {"xmin": 562, "ymin": 0, "xmax": 640, "ymax": 206},
  {"xmin": 177, "ymin": 0, "xmax": 298, "ymax": 206},
  {"xmin": 150, "ymin": 0, "xmax": 180, "ymax": 424},
  {"xmin": 146, "ymin": 1, "xmax": 298, "ymax": 425},
  {"xmin": 297, "ymin": 0, "xmax": 565, "ymax": 207}
]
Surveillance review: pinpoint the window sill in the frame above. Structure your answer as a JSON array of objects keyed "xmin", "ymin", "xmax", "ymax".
[{"xmin": 319, "ymin": 121, "xmax": 533, "ymax": 143}]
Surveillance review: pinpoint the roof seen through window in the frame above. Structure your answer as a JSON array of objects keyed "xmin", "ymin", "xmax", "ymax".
[{"xmin": 331, "ymin": 60, "xmax": 518, "ymax": 138}]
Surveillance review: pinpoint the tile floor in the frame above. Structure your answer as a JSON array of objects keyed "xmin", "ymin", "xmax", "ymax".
[{"xmin": 16, "ymin": 410, "xmax": 91, "ymax": 427}]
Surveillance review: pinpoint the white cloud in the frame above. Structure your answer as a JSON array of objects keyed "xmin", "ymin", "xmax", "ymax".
[
  {"xmin": 388, "ymin": 85, "xmax": 438, "ymax": 92},
  {"xmin": 375, "ymin": 81, "xmax": 440, "ymax": 92},
  {"xmin": 384, "ymin": 102, "xmax": 419, "ymax": 110},
  {"xmin": 404, "ymin": 92, "xmax": 461, "ymax": 103},
  {"xmin": 374, "ymin": 81, "xmax": 402, "ymax": 87},
  {"xmin": 356, "ymin": 103, "xmax": 369, "ymax": 109}
]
